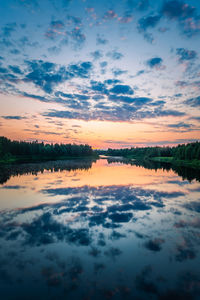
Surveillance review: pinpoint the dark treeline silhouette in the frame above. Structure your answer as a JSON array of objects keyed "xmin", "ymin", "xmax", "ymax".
[
  {"xmin": 100, "ymin": 142, "xmax": 200, "ymax": 161},
  {"xmin": 0, "ymin": 136, "xmax": 94, "ymax": 161},
  {"xmin": 107, "ymin": 157, "xmax": 200, "ymax": 182},
  {"xmin": 0, "ymin": 159, "xmax": 95, "ymax": 184}
]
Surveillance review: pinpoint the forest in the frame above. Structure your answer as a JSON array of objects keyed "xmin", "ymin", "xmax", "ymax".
[
  {"xmin": 0, "ymin": 136, "xmax": 94, "ymax": 162},
  {"xmin": 1, "ymin": 136, "xmax": 200, "ymax": 167},
  {"xmin": 103, "ymin": 142, "xmax": 200, "ymax": 160},
  {"xmin": 98, "ymin": 142, "xmax": 200, "ymax": 169}
]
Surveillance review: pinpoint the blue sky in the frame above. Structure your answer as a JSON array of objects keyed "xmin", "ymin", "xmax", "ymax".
[{"xmin": 0, "ymin": 0, "xmax": 200, "ymax": 148}]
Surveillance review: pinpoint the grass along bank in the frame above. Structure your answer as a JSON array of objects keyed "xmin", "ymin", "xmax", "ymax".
[{"xmin": 151, "ymin": 157, "xmax": 200, "ymax": 169}]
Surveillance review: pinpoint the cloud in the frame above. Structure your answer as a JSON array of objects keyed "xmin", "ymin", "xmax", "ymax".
[
  {"xmin": 111, "ymin": 68, "xmax": 127, "ymax": 76},
  {"xmin": 90, "ymin": 50, "xmax": 103, "ymax": 60},
  {"xmin": 109, "ymin": 84, "xmax": 134, "ymax": 95},
  {"xmin": 135, "ymin": 265, "xmax": 158, "ymax": 295},
  {"xmin": 23, "ymin": 60, "xmax": 92, "ymax": 93},
  {"xmin": 154, "ymin": 108, "xmax": 185, "ymax": 117},
  {"xmin": 118, "ymin": 14, "xmax": 133, "ymax": 24},
  {"xmin": 137, "ymin": 14, "xmax": 161, "ymax": 43},
  {"xmin": 108, "ymin": 212, "xmax": 133, "ymax": 223},
  {"xmin": 90, "ymin": 80, "xmax": 108, "ymax": 94},
  {"xmin": 168, "ymin": 122, "xmax": 192, "ymax": 128},
  {"xmin": 22, "ymin": 92, "xmax": 49, "ymax": 102},
  {"xmin": 1, "ymin": 22, "xmax": 17, "ymax": 37},
  {"xmin": 69, "ymin": 27, "xmax": 86, "ymax": 47},
  {"xmin": 50, "ymin": 20, "xmax": 64, "ymax": 29},
  {"xmin": 68, "ymin": 61, "xmax": 93, "ymax": 78},
  {"xmin": 161, "ymin": 1, "xmax": 200, "ymax": 37},
  {"xmin": 108, "ymin": 95, "xmax": 152, "ymax": 105},
  {"xmin": 144, "ymin": 238, "xmax": 165, "ymax": 252},
  {"xmin": 104, "ymin": 79, "xmax": 121, "ymax": 85},
  {"xmin": 146, "ymin": 57, "xmax": 165, "ymax": 70},
  {"xmin": 1, "ymin": 185, "xmax": 25, "ymax": 189},
  {"xmin": 176, "ymin": 48, "xmax": 197, "ymax": 62},
  {"xmin": 45, "ymin": 16, "xmax": 85, "ymax": 49},
  {"xmin": 106, "ymin": 50, "xmax": 123, "ymax": 60},
  {"xmin": 138, "ymin": 15, "xmax": 161, "ymax": 31},
  {"xmin": 161, "ymin": 0, "xmax": 195, "ymax": 20},
  {"xmin": 137, "ymin": 0, "xmax": 150, "ymax": 11},
  {"xmin": 96, "ymin": 34, "xmax": 108, "ymax": 45},
  {"xmin": 24, "ymin": 60, "xmax": 67, "ymax": 93},
  {"xmin": 1, "ymin": 115, "xmax": 26, "ymax": 120},
  {"xmin": 103, "ymin": 10, "xmax": 117, "ymax": 20},
  {"xmin": 42, "ymin": 96, "xmax": 185, "ymax": 122},
  {"xmin": 8, "ymin": 65, "xmax": 22, "ymax": 74},
  {"xmin": 184, "ymin": 96, "xmax": 200, "ymax": 107},
  {"xmin": 176, "ymin": 239, "xmax": 196, "ymax": 262},
  {"xmin": 47, "ymin": 46, "xmax": 61, "ymax": 55}
]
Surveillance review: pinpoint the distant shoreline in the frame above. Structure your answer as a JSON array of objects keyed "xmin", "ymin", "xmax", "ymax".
[{"xmin": 0, "ymin": 154, "xmax": 97, "ymax": 164}]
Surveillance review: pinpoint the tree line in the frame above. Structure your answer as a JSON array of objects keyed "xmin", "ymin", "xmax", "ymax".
[
  {"xmin": 0, "ymin": 136, "xmax": 94, "ymax": 159},
  {"xmin": 101, "ymin": 142, "xmax": 200, "ymax": 161}
]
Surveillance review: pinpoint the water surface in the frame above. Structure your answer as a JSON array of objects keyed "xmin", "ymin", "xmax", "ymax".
[{"xmin": 0, "ymin": 159, "xmax": 200, "ymax": 299}]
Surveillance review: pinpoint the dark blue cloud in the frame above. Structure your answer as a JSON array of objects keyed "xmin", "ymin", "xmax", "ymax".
[
  {"xmin": 146, "ymin": 57, "xmax": 164, "ymax": 69},
  {"xmin": 9, "ymin": 65, "xmax": 22, "ymax": 74},
  {"xmin": 135, "ymin": 265, "xmax": 158, "ymax": 295},
  {"xmin": 1, "ymin": 185, "xmax": 25, "ymax": 189},
  {"xmin": 107, "ymin": 50, "xmax": 123, "ymax": 60},
  {"xmin": 66, "ymin": 15, "xmax": 82, "ymax": 26},
  {"xmin": 154, "ymin": 108, "xmax": 185, "ymax": 117},
  {"xmin": 0, "ymin": 67, "xmax": 8, "ymax": 73},
  {"xmin": 138, "ymin": 0, "xmax": 149, "ymax": 10},
  {"xmin": 23, "ymin": 60, "xmax": 92, "ymax": 93},
  {"xmin": 96, "ymin": 34, "xmax": 108, "ymax": 45},
  {"xmin": 138, "ymin": 15, "xmax": 161, "ymax": 31},
  {"xmin": 108, "ymin": 212, "xmax": 133, "ymax": 223},
  {"xmin": 184, "ymin": 96, "xmax": 200, "ymax": 107},
  {"xmin": 161, "ymin": 1, "xmax": 200, "ymax": 37},
  {"xmin": 176, "ymin": 240, "xmax": 196, "ymax": 262},
  {"xmin": 42, "ymin": 98, "xmax": 185, "ymax": 121},
  {"xmin": 24, "ymin": 60, "xmax": 67, "ymax": 93},
  {"xmin": 1, "ymin": 115, "xmax": 26, "ymax": 120},
  {"xmin": 100, "ymin": 61, "xmax": 108, "ymax": 68},
  {"xmin": 90, "ymin": 50, "xmax": 103, "ymax": 60},
  {"xmin": 1, "ymin": 22, "xmax": 17, "ymax": 37},
  {"xmin": 22, "ymin": 92, "xmax": 49, "ymax": 102},
  {"xmin": 144, "ymin": 238, "xmax": 165, "ymax": 252},
  {"xmin": 90, "ymin": 80, "xmax": 108, "ymax": 94},
  {"xmin": 68, "ymin": 61, "xmax": 92, "ymax": 78},
  {"xmin": 111, "ymin": 68, "xmax": 127, "ymax": 76},
  {"xmin": 103, "ymin": 10, "xmax": 117, "ymax": 20},
  {"xmin": 161, "ymin": 0, "xmax": 196, "ymax": 20},
  {"xmin": 176, "ymin": 48, "xmax": 197, "ymax": 62},
  {"xmin": 69, "ymin": 27, "xmax": 86, "ymax": 47},
  {"xmin": 104, "ymin": 79, "xmax": 121, "ymax": 85},
  {"xmin": 168, "ymin": 122, "xmax": 192, "ymax": 128},
  {"xmin": 109, "ymin": 95, "xmax": 152, "ymax": 105},
  {"xmin": 43, "ymin": 110, "xmax": 89, "ymax": 120},
  {"xmin": 109, "ymin": 84, "xmax": 134, "ymax": 95},
  {"xmin": 50, "ymin": 20, "xmax": 64, "ymax": 29}
]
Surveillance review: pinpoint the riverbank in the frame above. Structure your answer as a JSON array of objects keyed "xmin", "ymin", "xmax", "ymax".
[
  {"xmin": 151, "ymin": 157, "xmax": 200, "ymax": 169},
  {"xmin": 0, "ymin": 154, "xmax": 98, "ymax": 164}
]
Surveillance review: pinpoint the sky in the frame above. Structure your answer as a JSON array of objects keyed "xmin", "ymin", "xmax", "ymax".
[{"xmin": 0, "ymin": 0, "xmax": 200, "ymax": 149}]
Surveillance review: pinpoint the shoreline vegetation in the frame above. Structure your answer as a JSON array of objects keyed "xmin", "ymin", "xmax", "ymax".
[
  {"xmin": 0, "ymin": 136, "xmax": 200, "ymax": 170},
  {"xmin": 98, "ymin": 141, "xmax": 200, "ymax": 170},
  {"xmin": 0, "ymin": 136, "xmax": 96, "ymax": 164}
]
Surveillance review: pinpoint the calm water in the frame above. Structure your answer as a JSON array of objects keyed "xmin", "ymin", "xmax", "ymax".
[{"xmin": 0, "ymin": 159, "xmax": 200, "ymax": 300}]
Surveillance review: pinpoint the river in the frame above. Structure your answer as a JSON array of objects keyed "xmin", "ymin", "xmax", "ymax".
[{"xmin": 0, "ymin": 158, "xmax": 199, "ymax": 299}]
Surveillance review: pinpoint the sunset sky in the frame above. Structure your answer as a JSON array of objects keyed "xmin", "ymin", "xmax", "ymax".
[{"xmin": 0, "ymin": 0, "xmax": 200, "ymax": 148}]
